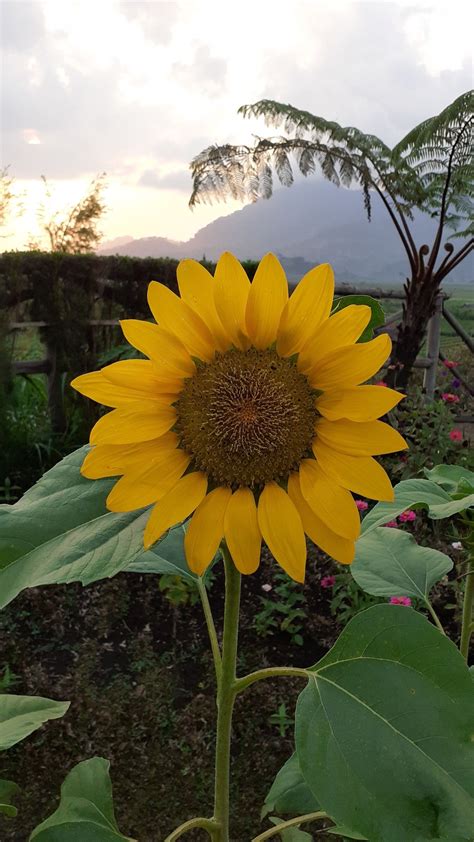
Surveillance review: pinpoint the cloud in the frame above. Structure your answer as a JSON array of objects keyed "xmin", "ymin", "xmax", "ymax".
[
  {"xmin": 118, "ymin": 1, "xmax": 180, "ymax": 44},
  {"xmin": 172, "ymin": 45, "xmax": 227, "ymax": 95},
  {"xmin": 138, "ymin": 168, "xmax": 192, "ymax": 191},
  {"xmin": 0, "ymin": 0, "xmax": 44, "ymax": 52}
]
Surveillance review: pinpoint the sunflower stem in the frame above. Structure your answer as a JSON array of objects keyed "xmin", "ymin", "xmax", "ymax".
[
  {"xmin": 460, "ymin": 553, "xmax": 474, "ymax": 662},
  {"xmin": 197, "ymin": 577, "xmax": 222, "ymax": 685},
  {"xmin": 212, "ymin": 544, "xmax": 241, "ymax": 841}
]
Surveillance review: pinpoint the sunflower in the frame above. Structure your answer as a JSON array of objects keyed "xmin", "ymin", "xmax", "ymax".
[{"xmin": 71, "ymin": 253, "xmax": 406, "ymax": 582}]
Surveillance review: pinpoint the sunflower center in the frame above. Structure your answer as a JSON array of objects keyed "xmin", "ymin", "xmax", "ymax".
[{"xmin": 175, "ymin": 348, "xmax": 318, "ymax": 488}]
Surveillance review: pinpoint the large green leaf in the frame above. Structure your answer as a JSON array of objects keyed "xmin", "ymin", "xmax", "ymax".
[
  {"xmin": 295, "ymin": 605, "xmax": 474, "ymax": 842},
  {"xmin": 360, "ymin": 478, "xmax": 470, "ymax": 534},
  {"xmin": 0, "ymin": 448, "xmax": 201, "ymax": 609},
  {"xmin": 332, "ymin": 295, "xmax": 384, "ymax": 342},
  {"xmin": 0, "ymin": 778, "xmax": 20, "ymax": 817},
  {"xmin": 30, "ymin": 757, "xmax": 134, "ymax": 841},
  {"xmin": 424, "ymin": 464, "xmax": 474, "ymax": 492},
  {"xmin": 352, "ymin": 527, "xmax": 453, "ymax": 601},
  {"xmin": 0, "ymin": 695, "xmax": 69, "ymax": 751},
  {"xmin": 263, "ymin": 753, "xmax": 319, "ymax": 818}
]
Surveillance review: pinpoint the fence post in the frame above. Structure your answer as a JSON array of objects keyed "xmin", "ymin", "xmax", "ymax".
[
  {"xmin": 45, "ymin": 331, "xmax": 67, "ymax": 434},
  {"xmin": 423, "ymin": 292, "xmax": 443, "ymax": 401}
]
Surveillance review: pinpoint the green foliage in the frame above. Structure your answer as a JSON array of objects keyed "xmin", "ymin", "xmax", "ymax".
[
  {"xmin": 295, "ymin": 605, "xmax": 474, "ymax": 841},
  {"xmin": 332, "ymin": 295, "xmax": 384, "ymax": 342},
  {"xmin": 0, "ymin": 778, "xmax": 20, "ymax": 818},
  {"xmin": 0, "ymin": 694, "xmax": 69, "ymax": 751},
  {"xmin": 30, "ymin": 757, "xmax": 134, "ymax": 841},
  {"xmin": 352, "ymin": 526, "xmax": 453, "ymax": 601},
  {"xmin": 32, "ymin": 173, "xmax": 107, "ymax": 254},
  {"xmin": 0, "ymin": 447, "xmax": 198, "ymax": 609},
  {"xmin": 158, "ymin": 574, "xmax": 200, "ymax": 608},
  {"xmin": 268, "ymin": 703, "xmax": 294, "ymax": 738},
  {"xmin": 361, "ymin": 475, "xmax": 474, "ymax": 535},
  {"xmin": 0, "ymin": 665, "xmax": 20, "ymax": 692},
  {"xmin": 327, "ymin": 569, "xmax": 381, "ymax": 626},
  {"xmin": 263, "ymin": 753, "xmax": 318, "ymax": 818},
  {"xmin": 254, "ymin": 571, "xmax": 307, "ymax": 645}
]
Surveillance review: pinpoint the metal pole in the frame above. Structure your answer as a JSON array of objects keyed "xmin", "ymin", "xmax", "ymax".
[{"xmin": 423, "ymin": 292, "xmax": 443, "ymax": 401}]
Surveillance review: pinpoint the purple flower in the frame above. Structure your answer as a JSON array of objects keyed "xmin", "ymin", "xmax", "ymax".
[
  {"xmin": 389, "ymin": 596, "xmax": 412, "ymax": 606},
  {"xmin": 321, "ymin": 575, "xmax": 336, "ymax": 589},
  {"xmin": 451, "ymin": 378, "xmax": 461, "ymax": 389},
  {"xmin": 398, "ymin": 510, "xmax": 416, "ymax": 523},
  {"xmin": 355, "ymin": 499, "xmax": 369, "ymax": 512}
]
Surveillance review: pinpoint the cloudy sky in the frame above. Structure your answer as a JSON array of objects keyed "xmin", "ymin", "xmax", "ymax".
[{"xmin": 2, "ymin": 0, "xmax": 473, "ymax": 249}]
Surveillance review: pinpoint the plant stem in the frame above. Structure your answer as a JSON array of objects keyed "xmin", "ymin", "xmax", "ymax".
[
  {"xmin": 251, "ymin": 811, "xmax": 328, "ymax": 841},
  {"xmin": 460, "ymin": 557, "xmax": 474, "ymax": 661},
  {"xmin": 198, "ymin": 577, "xmax": 222, "ymax": 684},
  {"xmin": 164, "ymin": 816, "xmax": 218, "ymax": 841},
  {"xmin": 212, "ymin": 545, "xmax": 241, "ymax": 841},
  {"xmin": 234, "ymin": 666, "xmax": 310, "ymax": 695},
  {"xmin": 424, "ymin": 599, "xmax": 445, "ymax": 635}
]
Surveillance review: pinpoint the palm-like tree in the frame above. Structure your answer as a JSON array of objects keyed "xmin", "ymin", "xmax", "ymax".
[{"xmin": 189, "ymin": 91, "xmax": 473, "ymax": 389}]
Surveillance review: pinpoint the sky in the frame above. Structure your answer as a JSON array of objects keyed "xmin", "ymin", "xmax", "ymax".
[{"xmin": 1, "ymin": 0, "xmax": 473, "ymax": 250}]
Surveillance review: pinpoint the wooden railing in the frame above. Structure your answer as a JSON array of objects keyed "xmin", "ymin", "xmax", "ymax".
[{"xmin": 7, "ymin": 286, "xmax": 473, "ymax": 432}]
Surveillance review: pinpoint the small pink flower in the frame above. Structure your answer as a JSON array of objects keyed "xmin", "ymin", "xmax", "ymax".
[
  {"xmin": 389, "ymin": 596, "xmax": 412, "ymax": 606},
  {"xmin": 443, "ymin": 360, "xmax": 458, "ymax": 369},
  {"xmin": 399, "ymin": 510, "xmax": 416, "ymax": 523},
  {"xmin": 449, "ymin": 429, "xmax": 463, "ymax": 442},
  {"xmin": 355, "ymin": 499, "xmax": 369, "ymax": 512},
  {"xmin": 383, "ymin": 520, "xmax": 399, "ymax": 528},
  {"xmin": 375, "ymin": 380, "xmax": 388, "ymax": 387},
  {"xmin": 321, "ymin": 575, "xmax": 336, "ymax": 589},
  {"xmin": 441, "ymin": 392, "xmax": 460, "ymax": 404}
]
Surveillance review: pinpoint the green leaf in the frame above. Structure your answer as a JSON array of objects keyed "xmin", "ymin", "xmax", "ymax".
[
  {"xmin": 361, "ymin": 479, "xmax": 452, "ymax": 534},
  {"xmin": 424, "ymin": 464, "xmax": 474, "ymax": 491},
  {"xmin": 0, "ymin": 779, "xmax": 20, "ymax": 817},
  {"xmin": 126, "ymin": 524, "xmax": 206, "ymax": 583},
  {"xmin": 0, "ymin": 694, "xmax": 69, "ymax": 751},
  {"xmin": 295, "ymin": 605, "xmax": 474, "ymax": 842},
  {"xmin": 268, "ymin": 816, "xmax": 312, "ymax": 841},
  {"xmin": 30, "ymin": 757, "xmax": 135, "ymax": 841},
  {"xmin": 263, "ymin": 753, "xmax": 319, "ymax": 818},
  {"xmin": 332, "ymin": 295, "xmax": 384, "ymax": 342},
  {"xmin": 352, "ymin": 527, "xmax": 453, "ymax": 600},
  {"xmin": 326, "ymin": 827, "xmax": 367, "ymax": 840}
]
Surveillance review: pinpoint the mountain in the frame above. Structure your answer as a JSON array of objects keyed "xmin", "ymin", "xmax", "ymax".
[{"xmin": 98, "ymin": 180, "xmax": 472, "ymax": 284}]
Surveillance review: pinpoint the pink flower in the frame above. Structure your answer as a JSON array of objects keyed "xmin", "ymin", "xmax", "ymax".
[
  {"xmin": 443, "ymin": 360, "xmax": 458, "ymax": 369},
  {"xmin": 321, "ymin": 575, "xmax": 336, "ymax": 589},
  {"xmin": 441, "ymin": 393, "xmax": 460, "ymax": 404},
  {"xmin": 389, "ymin": 596, "xmax": 412, "ymax": 606},
  {"xmin": 449, "ymin": 429, "xmax": 463, "ymax": 442},
  {"xmin": 375, "ymin": 380, "xmax": 388, "ymax": 387},
  {"xmin": 383, "ymin": 520, "xmax": 398, "ymax": 528},
  {"xmin": 355, "ymin": 499, "xmax": 369, "ymax": 512},
  {"xmin": 399, "ymin": 510, "xmax": 416, "ymax": 523}
]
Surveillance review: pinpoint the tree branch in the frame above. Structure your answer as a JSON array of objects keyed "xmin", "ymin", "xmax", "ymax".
[{"xmin": 437, "ymin": 237, "xmax": 474, "ymax": 282}]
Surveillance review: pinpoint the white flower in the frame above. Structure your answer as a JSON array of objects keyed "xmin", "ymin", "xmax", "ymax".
[
  {"xmin": 261, "ymin": 584, "xmax": 272, "ymax": 592},
  {"xmin": 451, "ymin": 541, "xmax": 463, "ymax": 550}
]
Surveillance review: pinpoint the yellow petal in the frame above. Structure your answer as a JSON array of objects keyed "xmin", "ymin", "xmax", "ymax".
[
  {"xmin": 177, "ymin": 259, "xmax": 230, "ymax": 352},
  {"xmin": 214, "ymin": 252, "xmax": 251, "ymax": 350},
  {"xmin": 90, "ymin": 402, "xmax": 176, "ymax": 445},
  {"xmin": 71, "ymin": 371, "xmax": 169, "ymax": 408},
  {"xmin": 299, "ymin": 459, "xmax": 360, "ymax": 540},
  {"xmin": 245, "ymin": 253, "xmax": 288, "ymax": 349},
  {"xmin": 184, "ymin": 486, "xmax": 232, "ymax": 575},
  {"xmin": 224, "ymin": 487, "xmax": 262, "ymax": 574},
  {"xmin": 313, "ymin": 440, "xmax": 394, "ymax": 501},
  {"xmin": 147, "ymin": 281, "xmax": 215, "ymax": 362},
  {"xmin": 316, "ymin": 385, "xmax": 404, "ymax": 421},
  {"xmin": 316, "ymin": 418, "xmax": 408, "ymax": 456},
  {"xmin": 120, "ymin": 319, "xmax": 195, "ymax": 378},
  {"xmin": 298, "ymin": 305, "xmax": 371, "ymax": 374},
  {"xmin": 144, "ymin": 472, "xmax": 208, "ymax": 549},
  {"xmin": 81, "ymin": 435, "xmax": 179, "ymax": 479},
  {"xmin": 101, "ymin": 360, "xmax": 183, "ymax": 396},
  {"xmin": 287, "ymin": 472, "xmax": 355, "ymax": 565},
  {"xmin": 257, "ymin": 482, "xmax": 306, "ymax": 582},
  {"xmin": 276, "ymin": 263, "xmax": 334, "ymax": 357},
  {"xmin": 307, "ymin": 333, "xmax": 391, "ymax": 390},
  {"xmin": 106, "ymin": 448, "xmax": 190, "ymax": 512}
]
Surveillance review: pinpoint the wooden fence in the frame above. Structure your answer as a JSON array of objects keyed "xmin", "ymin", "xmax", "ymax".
[{"xmin": 7, "ymin": 285, "xmax": 473, "ymax": 433}]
